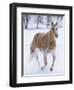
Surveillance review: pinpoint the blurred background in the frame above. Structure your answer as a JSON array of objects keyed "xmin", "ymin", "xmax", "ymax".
[{"xmin": 22, "ymin": 14, "xmax": 64, "ymax": 30}]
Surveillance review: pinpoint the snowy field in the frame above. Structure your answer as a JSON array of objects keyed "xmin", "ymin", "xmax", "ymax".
[{"xmin": 23, "ymin": 27, "xmax": 65, "ymax": 77}]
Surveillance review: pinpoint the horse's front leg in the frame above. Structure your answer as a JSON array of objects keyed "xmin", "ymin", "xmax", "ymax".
[
  {"xmin": 41, "ymin": 52, "xmax": 47, "ymax": 70},
  {"xmin": 50, "ymin": 49, "xmax": 55, "ymax": 71}
]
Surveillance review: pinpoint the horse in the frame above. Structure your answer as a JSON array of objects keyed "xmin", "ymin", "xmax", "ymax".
[{"xmin": 30, "ymin": 22, "xmax": 58, "ymax": 71}]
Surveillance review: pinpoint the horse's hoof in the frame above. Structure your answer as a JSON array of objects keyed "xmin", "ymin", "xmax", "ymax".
[
  {"xmin": 50, "ymin": 67, "xmax": 53, "ymax": 71},
  {"xmin": 41, "ymin": 66, "xmax": 45, "ymax": 70}
]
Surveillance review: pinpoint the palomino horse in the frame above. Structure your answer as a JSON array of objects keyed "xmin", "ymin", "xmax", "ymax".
[{"xmin": 30, "ymin": 22, "xmax": 58, "ymax": 71}]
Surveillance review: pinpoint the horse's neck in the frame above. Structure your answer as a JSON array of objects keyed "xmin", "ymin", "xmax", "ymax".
[
  {"xmin": 48, "ymin": 30, "xmax": 55, "ymax": 38},
  {"xmin": 48, "ymin": 30, "xmax": 55, "ymax": 39},
  {"xmin": 47, "ymin": 30, "xmax": 56, "ymax": 49}
]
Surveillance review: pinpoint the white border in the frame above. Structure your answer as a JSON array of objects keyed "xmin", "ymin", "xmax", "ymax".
[{"xmin": 17, "ymin": 7, "xmax": 70, "ymax": 83}]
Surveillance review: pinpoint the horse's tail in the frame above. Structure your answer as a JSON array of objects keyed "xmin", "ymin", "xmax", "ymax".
[
  {"xmin": 29, "ymin": 44, "xmax": 35, "ymax": 61},
  {"xmin": 30, "ymin": 44, "xmax": 35, "ymax": 54},
  {"xmin": 34, "ymin": 33, "xmax": 40, "ymax": 41},
  {"xmin": 30, "ymin": 33, "xmax": 40, "ymax": 54},
  {"xmin": 30, "ymin": 33, "xmax": 40, "ymax": 61}
]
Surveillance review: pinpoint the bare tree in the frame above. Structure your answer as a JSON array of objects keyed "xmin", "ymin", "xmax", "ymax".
[
  {"xmin": 47, "ymin": 16, "xmax": 50, "ymax": 28},
  {"xmin": 25, "ymin": 15, "xmax": 29, "ymax": 29},
  {"xmin": 37, "ymin": 15, "xmax": 41, "ymax": 29}
]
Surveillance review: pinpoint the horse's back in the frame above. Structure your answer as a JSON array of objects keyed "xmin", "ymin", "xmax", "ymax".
[{"xmin": 32, "ymin": 32, "xmax": 48, "ymax": 48}]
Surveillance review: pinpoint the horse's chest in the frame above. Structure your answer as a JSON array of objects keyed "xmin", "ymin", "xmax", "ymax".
[{"xmin": 48, "ymin": 39, "xmax": 56, "ymax": 49}]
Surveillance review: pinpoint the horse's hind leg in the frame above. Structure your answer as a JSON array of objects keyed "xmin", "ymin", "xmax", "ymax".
[
  {"xmin": 30, "ymin": 47, "xmax": 40, "ymax": 68},
  {"xmin": 44, "ymin": 54, "xmax": 47, "ymax": 66},
  {"xmin": 36, "ymin": 54, "xmax": 38, "ymax": 60},
  {"xmin": 36, "ymin": 54, "xmax": 40, "ymax": 66},
  {"xmin": 50, "ymin": 50, "xmax": 55, "ymax": 71}
]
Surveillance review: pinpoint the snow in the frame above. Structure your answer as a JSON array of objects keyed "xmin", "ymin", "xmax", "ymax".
[{"xmin": 23, "ymin": 27, "xmax": 65, "ymax": 77}]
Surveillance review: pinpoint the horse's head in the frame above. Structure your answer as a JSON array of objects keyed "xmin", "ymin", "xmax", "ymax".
[{"xmin": 51, "ymin": 22, "xmax": 58, "ymax": 38}]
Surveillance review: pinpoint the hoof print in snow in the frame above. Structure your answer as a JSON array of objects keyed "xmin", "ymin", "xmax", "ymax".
[{"xmin": 50, "ymin": 68, "xmax": 53, "ymax": 71}]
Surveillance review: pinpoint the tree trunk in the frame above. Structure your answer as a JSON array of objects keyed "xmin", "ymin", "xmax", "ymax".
[{"xmin": 25, "ymin": 15, "xmax": 28, "ymax": 29}]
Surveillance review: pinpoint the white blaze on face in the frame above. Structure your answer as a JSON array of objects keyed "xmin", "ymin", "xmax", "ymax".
[
  {"xmin": 51, "ymin": 21, "xmax": 58, "ymax": 37},
  {"xmin": 54, "ymin": 25, "xmax": 58, "ymax": 36}
]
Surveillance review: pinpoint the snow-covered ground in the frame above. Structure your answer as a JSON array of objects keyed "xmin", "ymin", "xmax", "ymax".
[{"xmin": 23, "ymin": 27, "xmax": 65, "ymax": 77}]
